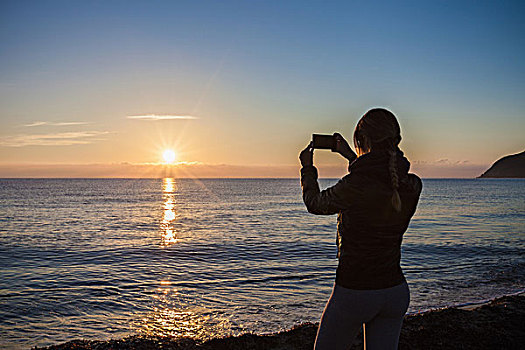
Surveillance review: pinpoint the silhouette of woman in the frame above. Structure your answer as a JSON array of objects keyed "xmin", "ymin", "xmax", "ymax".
[{"xmin": 299, "ymin": 108, "xmax": 422, "ymax": 350}]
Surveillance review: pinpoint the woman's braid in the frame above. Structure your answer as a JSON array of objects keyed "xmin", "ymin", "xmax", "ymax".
[{"xmin": 389, "ymin": 148, "xmax": 402, "ymax": 212}]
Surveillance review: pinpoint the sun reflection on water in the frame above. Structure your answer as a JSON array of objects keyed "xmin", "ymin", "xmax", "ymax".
[
  {"xmin": 161, "ymin": 178, "xmax": 178, "ymax": 245},
  {"xmin": 132, "ymin": 178, "xmax": 234, "ymax": 340},
  {"xmin": 138, "ymin": 306, "xmax": 228, "ymax": 339},
  {"xmin": 134, "ymin": 284, "xmax": 233, "ymax": 340}
]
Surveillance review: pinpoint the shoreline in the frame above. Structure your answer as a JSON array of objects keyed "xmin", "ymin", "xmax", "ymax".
[
  {"xmin": 38, "ymin": 292, "xmax": 525, "ymax": 350},
  {"xmin": 409, "ymin": 289, "xmax": 525, "ymax": 313}
]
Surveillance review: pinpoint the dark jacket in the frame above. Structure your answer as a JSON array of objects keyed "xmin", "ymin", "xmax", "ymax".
[{"xmin": 301, "ymin": 149, "xmax": 422, "ymax": 290}]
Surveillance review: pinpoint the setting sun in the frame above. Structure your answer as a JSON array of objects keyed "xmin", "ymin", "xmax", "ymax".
[{"xmin": 162, "ymin": 149, "xmax": 176, "ymax": 164}]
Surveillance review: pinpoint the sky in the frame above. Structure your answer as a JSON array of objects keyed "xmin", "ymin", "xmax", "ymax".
[{"xmin": 1, "ymin": 0, "xmax": 524, "ymax": 178}]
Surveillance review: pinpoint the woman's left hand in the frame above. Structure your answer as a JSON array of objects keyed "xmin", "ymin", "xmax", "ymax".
[
  {"xmin": 299, "ymin": 142, "xmax": 314, "ymax": 166},
  {"xmin": 334, "ymin": 133, "xmax": 357, "ymax": 161}
]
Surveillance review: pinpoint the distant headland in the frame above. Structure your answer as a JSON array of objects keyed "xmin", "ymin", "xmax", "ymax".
[{"xmin": 478, "ymin": 150, "xmax": 525, "ymax": 178}]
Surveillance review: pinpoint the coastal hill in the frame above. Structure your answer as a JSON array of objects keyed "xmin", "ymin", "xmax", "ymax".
[{"xmin": 478, "ymin": 150, "xmax": 525, "ymax": 178}]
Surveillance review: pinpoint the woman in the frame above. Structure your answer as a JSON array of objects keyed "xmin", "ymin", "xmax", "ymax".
[{"xmin": 299, "ymin": 108, "xmax": 422, "ymax": 350}]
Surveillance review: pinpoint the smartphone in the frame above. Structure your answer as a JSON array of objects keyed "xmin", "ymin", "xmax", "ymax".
[{"xmin": 312, "ymin": 134, "xmax": 336, "ymax": 151}]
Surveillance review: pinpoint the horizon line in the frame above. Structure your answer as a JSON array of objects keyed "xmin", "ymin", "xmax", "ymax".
[{"xmin": 0, "ymin": 176, "xmax": 506, "ymax": 180}]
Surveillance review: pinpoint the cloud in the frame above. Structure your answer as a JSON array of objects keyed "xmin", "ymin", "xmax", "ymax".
[
  {"xmin": 414, "ymin": 159, "xmax": 472, "ymax": 166},
  {"xmin": 0, "ymin": 162, "xmax": 347, "ymax": 178},
  {"xmin": 0, "ymin": 131, "xmax": 111, "ymax": 147},
  {"xmin": 23, "ymin": 121, "xmax": 90, "ymax": 127},
  {"xmin": 127, "ymin": 114, "xmax": 198, "ymax": 121},
  {"xmin": 411, "ymin": 161, "xmax": 488, "ymax": 178},
  {"xmin": 0, "ymin": 160, "xmax": 491, "ymax": 178},
  {"xmin": 23, "ymin": 122, "xmax": 48, "ymax": 127}
]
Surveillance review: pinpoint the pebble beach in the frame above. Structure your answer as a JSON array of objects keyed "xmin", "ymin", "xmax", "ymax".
[{"xmin": 38, "ymin": 292, "xmax": 525, "ymax": 350}]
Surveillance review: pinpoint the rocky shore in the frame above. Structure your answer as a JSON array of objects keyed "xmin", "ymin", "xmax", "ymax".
[{"xmin": 38, "ymin": 293, "xmax": 524, "ymax": 350}]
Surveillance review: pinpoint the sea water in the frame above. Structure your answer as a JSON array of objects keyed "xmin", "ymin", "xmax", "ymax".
[{"xmin": 0, "ymin": 178, "xmax": 523, "ymax": 348}]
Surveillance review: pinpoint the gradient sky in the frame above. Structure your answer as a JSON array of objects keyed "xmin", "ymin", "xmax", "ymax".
[{"xmin": 1, "ymin": 0, "xmax": 524, "ymax": 177}]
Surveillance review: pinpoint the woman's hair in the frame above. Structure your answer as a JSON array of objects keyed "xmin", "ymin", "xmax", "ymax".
[{"xmin": 353, "ymin": 108, "xmax": 402, "ymax": 212}]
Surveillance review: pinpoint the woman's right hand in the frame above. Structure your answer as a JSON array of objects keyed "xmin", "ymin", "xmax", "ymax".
[
  {"xmin": 333, "ymin": 133, "xmax": 357, "ymax": 161},
  {"xmin": 299, "ymin": 142, "xmax": 314, "ymax": 167}
]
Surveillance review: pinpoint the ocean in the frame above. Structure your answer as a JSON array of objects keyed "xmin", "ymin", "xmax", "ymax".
[{"xmin": 0, "ymin": 178, "xmax": 524, "ymax": 348}]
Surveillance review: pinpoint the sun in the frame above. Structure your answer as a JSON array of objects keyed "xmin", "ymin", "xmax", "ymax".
[{"xmin": 162, "ymin": 149, "xmax": 176, "ymax": 164}]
